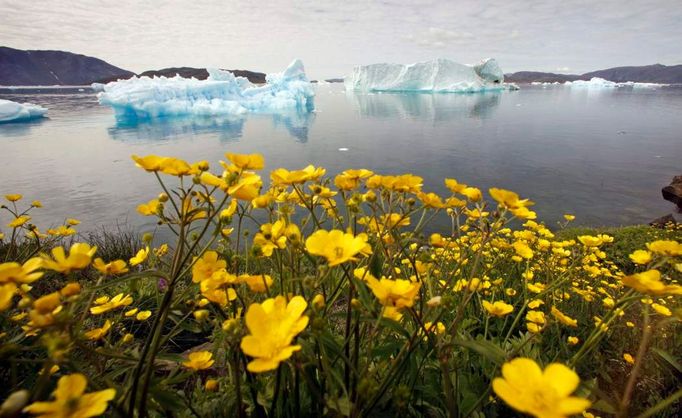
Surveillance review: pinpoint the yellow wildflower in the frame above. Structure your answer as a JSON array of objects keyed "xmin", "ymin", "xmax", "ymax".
[
  {"xmin": 271, "ymin": 165, "xmax": 325, "ymax": 185},
  {"xmin": 239, "ymin": 274, "xmax": 273, "ymax": 293},
  {"xmin": 651, "ymin": 303, "xmax": 671, "ymax": 316},
  {"xmin": 646, "ymin": 240, "xmax": 682, "ymax": 256},
  {"xmin": 513, "ymin": 241, "xmax": 534, "ymax": 259},
  {"xmin": 551, "ymin": 306, "xmax": 578, "ymax": 327},
  {"xmin": 93, "ymin": 258, "xmax": 129, "ymax": 275},
  {"xmin": 136, "ymin": 310, "xmax": 152, "ymax": 321},
  {"xmin": 621, "ymin": 269, "xmax": 682, "ymax": 295},
  {"xmin": 567, "ymin": 336, "xmax": 579, "ymax": 345},
  {"xmin": 5, "ymin": 194, "xmax": 22, "ymax": 202},
  {"xmin": 137, "ymin": 199, "xmax": 161, "ymax": 216},
  {"xmin": 90, "ymin": 293, "xmax": 133, "ymax": 315},
  {"xmin": 8, "ymin": 215, "xmax": 31, "ymax": 228},
  {"xmin": 492, "ymin": 357, "xmax": 591, "ymax": 418},
  {"xmin": 129, "ymin": 247, "xmax": 149, "ymax": 266},
  {"xmin": 629, "ymin": 250, "xmax": 652, "ymax": 265},
  {"xmin": 365, "ymin": 275, "xmax": 421, "ymax": 311},
  {"xmin": 183, "ymin": 351, "xmax": 214, "ymax": 370},
  {"xmin": 305, "ymin": 230, "xmax": 371, "ymax": 266},
  {"xmin": 240, "ymin": 296, "xmax": 309, "ymax": 372},
  {"xmin": 41, "ymin": 243, "xmax": 97, "ymax": 274},
  {"xmin": 85, "ymin": 320, "xmax": 112, "ymax": 340},
  {"xmin": 191, "ymin": 251, "xmax": 227, "ymax": 283},
  {"xmin": 482, "ymin": 300, "xmax": 514, "ymax": 317},
  {"xmin": 0, "ymin": 258, "xmax": 43, "ymax": 284},
  {"xmin": 23, "ymin": 373, "xmax": 115, "ymax": 417},
  {"xmin": 226, "ymin": 152, "xmax": 265, "ymax": 170},
  {"xmin": 623, "ymin": 353, "xmax": 635, "ymax": 365}
]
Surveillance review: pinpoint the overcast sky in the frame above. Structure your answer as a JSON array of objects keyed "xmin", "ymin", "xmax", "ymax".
[{"xmin": 2, "ymin": 0, "xmax": 681, "ymax": 79}]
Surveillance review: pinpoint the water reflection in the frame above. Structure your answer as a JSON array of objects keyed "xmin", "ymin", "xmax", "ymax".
[
  {"xmin": 348, "ymin": 91, "xmax": 502, "ymax": 121},
  {"xmin": 0, "ymin": 118, "xmax": 47, "ymax": 137},
  {"xmin": 107, "ymin": 110, "xmax": 316, "ymax": 143}
]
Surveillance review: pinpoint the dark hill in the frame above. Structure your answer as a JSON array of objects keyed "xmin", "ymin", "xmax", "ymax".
[
  {"xmin": 0, "ymin": 46, "xmax": 134, "ymax": 85},
  {"xmin": 506, "ymin": 64, "xmax": 682, "ymax": 84},
  {"xmin": 582, "ymin": 64, "xmax": 682, "ymax": 84},
  {"xmin": 96, "ymin": 67, "xmax": 266, "ymax": 84}
]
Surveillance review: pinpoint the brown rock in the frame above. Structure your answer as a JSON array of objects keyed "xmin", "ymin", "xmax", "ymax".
[
  {"xmin": 649, "ymin": 214, "xmax": 676, "ymax": 228},
  {"xmin": 662, "ymin": 175, "xmax": 682, "ymax": 209}
]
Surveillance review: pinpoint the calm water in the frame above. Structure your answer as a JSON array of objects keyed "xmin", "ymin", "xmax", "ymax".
[{"xmin": 1, "ymin": 84, "xmax": 681, "ymax": 234}]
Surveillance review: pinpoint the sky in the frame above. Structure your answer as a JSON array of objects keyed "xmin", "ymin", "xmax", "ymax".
[{"xmin": 1, "ymin": 0, "xmax": 681, "ymax": 79}]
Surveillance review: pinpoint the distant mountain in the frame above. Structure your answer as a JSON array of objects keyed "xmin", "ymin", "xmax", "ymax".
[
  {"xmin": 506, "ymin": 64, "xmax": 682, "ymax": 84},
  {"xmin": 96, "ymin": 67, "xmax": 266, "ymax": 84},
  {"xmin": 582, "ymin": 64, "xmax": 682, "ymax": 83},
  {"xmin": 0, "ymin": 46, "xmax": 134, "ymax": 85},
  {"xmin": 504, "ymin": 72, "xmax": 580, "ymax": 83}
]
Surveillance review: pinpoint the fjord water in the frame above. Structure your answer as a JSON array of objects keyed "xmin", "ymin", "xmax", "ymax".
[{"xmin": 0, "ymin": 84, "xmax": 680, "ymax": 234}]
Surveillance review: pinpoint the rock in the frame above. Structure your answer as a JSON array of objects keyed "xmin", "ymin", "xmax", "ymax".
[
  {"xmin": 649, "ymin": 214, "xmax": 676, "ymax": 228},
  {"xmin": 662, "ymin": 175, "xmax": 682, "ymax": 209}
]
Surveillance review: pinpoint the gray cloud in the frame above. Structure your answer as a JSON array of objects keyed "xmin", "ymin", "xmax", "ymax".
[{"xmin": 1, "ymin": 0, "xmax": 680, "ymax": 79}]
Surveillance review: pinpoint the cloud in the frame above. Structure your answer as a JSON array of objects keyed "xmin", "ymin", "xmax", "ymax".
[
  {"xmin": 405, "ymin": 27, "xmax": 474, "ymax": 48},
  {"xmin": 0, "ymin": 0, "xmax": 680, "ymax": 78}
]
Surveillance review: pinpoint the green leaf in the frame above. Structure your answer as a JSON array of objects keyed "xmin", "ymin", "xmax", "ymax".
[
  {"xmin": 652, "ymin": 348, "xmax": 682, "ymax": 375},
  {"xmin": 453, "ymin": 338, "xmax": 505, "ymax": 365}
]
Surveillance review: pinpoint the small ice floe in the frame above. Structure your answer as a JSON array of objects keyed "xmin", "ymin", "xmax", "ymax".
[{"xmin": 338, "ymin": 147, "xmax": 349, "ymax": 152}]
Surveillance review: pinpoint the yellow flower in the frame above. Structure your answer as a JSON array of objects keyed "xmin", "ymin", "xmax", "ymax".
[
  {"xmin": 482, "ymin": 300, "xmax": 514, "ymax": 317},
  {"xmin": 651, "ymin": 303, "xmax": 671, "ymax": 316},
  {"xmin": 0, "ymin": 258, "xmax": 44, "ymax": 284},
  {"xmin": 23, "ymin": 373, "xmax": 115, "ymax": 418},
  {"xmin": 33, "ymin": 292, "xmax": 61, "ymax": 314},
  {"xmin": 489, "ymin": 188, "xmax": 534, "ymax": 209},
  {"xmin": 526, "ymin": 310, "xmax": 546, "ymax": 325},
  {"xmin": 93, "ymin": 258, "xmax": 129, "ymax": 275},
  {"xmin": 129, "ymin": 247, "xmax": 149, "ymax": 267},
  {"xmin": 124, "ymin": 308, "xmax": 138, "ymax": 317},
  {"xmin": 193, "ymin": 309, "xmax": 209, "ymax": 321},
  {"xmin": 312, "ymin": 294, "xmax": 325, "ymax": 308},
  {"xmin": 305, "ymin": 230, "xmax": 371, "ymax": 266},
  {"xmin": 226, "ymin": 152, "xmax": 265, "ymax": 170},
  {"xmin": 646, "ymin": 240, "xmax": 682, "ymax": 256},
  {"xmin": 239, "ymin": 274, "xmax": 273, "ymax": 293},
  {"xmin": 513, "ymin": 241, "xmax": 534, "ymax": 259},
  {"xmin": 461, "ymin": 187, "xmax": 482, "ymax": 202},
  {"xmin": 228, "ymin": 172, "xmax": 263, "ymax": 201},
  {"xmin": 240, "ymin": 295, "xmax": 309, "ymax": 372},
  {"xmin": 199, "ymin": 171, "xmax": 227, "ymax": 189},
  {"xmin": 623, "ymin": 353, "xmax": 635, "ymax": 364},
  {"xmin": 551, "ymin": 306, "xmax": 578, "ymax": 327},
  {"xmin": 85, "ymin": 320, "xmax": 112, "ymax": 340},
  {"xmin": 192, "ymin": 250, "xmax": 227, "ymax": 283},
  {"xmin": 492, "ymin": 357, "xmax": 591, "ymax": 418},
  {"xmin": 200, "ymin": 272, "xmax": 238, "ymax": 307},
  {"xmin": 5, "ymin": 194, "xmax": 22, "ymax": 202},
  {"xmin": 205, "ymin": 379, "xmax": 219, "ymax": 391},
  {"xmin": 32, "ymin": 200, "xmax": 43, "ymax": 207},
  {"xmin": 334, "ymin": 169, "xmax": 374, "ymax": 190},
  {"xmin": 567, "ymin": 336, "xmax": 579, "ymax": 345},
  {"xmin": 629, "ymin": 250, "xmax": 652, "ymax": 265},
  {"xmin": 365, "ymin": 275, "xmax": 421, "ymax": 310},
  {"xmin": 132, "ymin": 154, "xmax": 166, "ymax": 172},
  {"xmin": 182, "ymin": 351, "xmax": 215, "ymax": 370},
  {"xmin": 563, "ymin": 214, "xmax": 575, "ymax": 221},
  {"xmin": 621, "ymin": 269, "xmax": 682, "ymax": 295},
  {"xmin": 578, "ymin": 235, "xmax": 604, "ymax": 247},
  {"xmin": 41, "ymin": 243, "xmax": 97, "ymax": 274},
  {"xmin": 8, "ymin": 215, "xmax": 31, "ymax": 228},
  {"xmin": 136, "ymin": 310, "xmax": 152, "ymax": 321},
  {"xmin": 271, "ymin": 165, "xmax": 326, "ymax": 185},
  {"xmin": 122, "ymin": 333, "xmax": 134, "ymax": 343},
  {"xmin": 90, "ymin": 293, "xmax": 133, "ymax": 315},
  {"xmin": 137, "ymin": 199, "xmax": 161, "ymax": 216},
  {"xmin": 528, "ymin": 299, "xmax": 544, "ymax": 309},
  {"xmin": 46, "ymin": 225, "xmax": 76, "ymax": 236},
  {"xmin": 444, "ymin": 178, "xmax": 467, "ymax": 194},
  {"xmin": 1, "ymin": 282, "xmax": 18, "ymax": 311}
]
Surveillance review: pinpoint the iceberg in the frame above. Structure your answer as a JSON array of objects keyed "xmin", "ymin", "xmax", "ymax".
[
  {"xmin": 344, "ymin": 58, "xmax": 513, "ymax": 93},
  {"xmin": 97, "ymin": 59, "xmax": 315, "ymax": 120},
  {"xmin": 565, "ymin": 77, "xmax": 667, "ymax": 89},
  {"xmin": 0, "ymin": 99, "xmax": 47, "ymax": 123}
]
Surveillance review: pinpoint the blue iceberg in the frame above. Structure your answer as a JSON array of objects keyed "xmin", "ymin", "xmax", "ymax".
[
  {"xmin": 0, "ymin": 99, "xmax": 47, "ymax": 123},
  {"xmin": 345, "ymin": 58, "xmax": 515, "ymax": 93},
  {"xmin": 97, "ymin": 59, "xmax": 315, "ymax": 120}
]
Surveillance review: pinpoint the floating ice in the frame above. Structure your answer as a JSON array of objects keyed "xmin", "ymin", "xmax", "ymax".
[
  {"xmin": 97, "ymin": 59, "xmax": 315, "ymax": 120},
  {"xmin": 344, "ymin": 58, "xmax": 514, "ymax": 93},
  {"xmin": 564, "ymin": 77, "xmax": 618, "ymax": 88},
  {"xmin": 0, "ymin": 99, "xmax": 47, "ymax": 123},
  {"xmin": 565, "ymin": 77, "xmax": 667, "ymax": 89}
]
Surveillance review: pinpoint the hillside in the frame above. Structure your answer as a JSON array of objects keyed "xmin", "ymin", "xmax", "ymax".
[
  {"xmin": 506, "ymin": 63, "xmax": 682, "ymax": 84},
  {"xmin": 96, "ymin": 67, "xmax": 266, "ymax": 84},
  {"xmin": 0, "ymin": 46, "xmax": 134, "ymax": 85}
]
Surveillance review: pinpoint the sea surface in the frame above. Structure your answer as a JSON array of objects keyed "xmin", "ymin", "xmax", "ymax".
[{"xmin": 1, "ymin": 84, "xmax": 681, "ymax": 235}]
